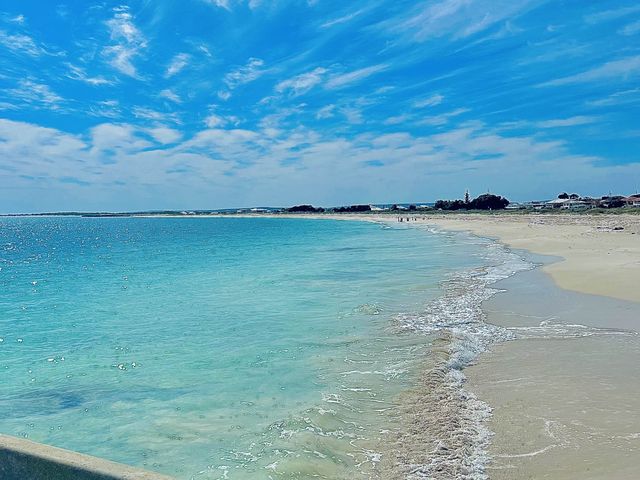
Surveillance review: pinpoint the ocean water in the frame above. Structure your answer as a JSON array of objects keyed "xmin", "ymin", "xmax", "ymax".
[{"xmin": 0, "ymin": 217, "xmax": 527, "ymax": 479}]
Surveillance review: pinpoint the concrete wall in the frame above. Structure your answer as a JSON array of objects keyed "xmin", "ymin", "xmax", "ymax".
[{"xmin": 0, "ymin": 434, "xmax": 174, "ymax": 480}]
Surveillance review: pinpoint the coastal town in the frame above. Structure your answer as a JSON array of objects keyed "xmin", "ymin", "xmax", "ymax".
[
  {"xmin": 507, "ymin": 192, "xmax": 640, "ymax": 211},
  {"xmin": 241, "ymin": 191, "xmax": 640, "ymax": 215}
]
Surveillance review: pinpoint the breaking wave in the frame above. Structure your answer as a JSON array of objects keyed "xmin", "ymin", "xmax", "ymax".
[{"xmin": 386, "ymin": 236, "xmax": 533, "ymax": 480}]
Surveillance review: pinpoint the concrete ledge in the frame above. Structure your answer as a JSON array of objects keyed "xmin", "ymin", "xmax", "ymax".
[{"xmin": 0, "ymin": 434, "xmax": 174, "ymax": 480}]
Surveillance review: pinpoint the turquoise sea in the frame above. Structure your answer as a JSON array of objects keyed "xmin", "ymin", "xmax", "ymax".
[{"xmin": 0, "ymin": 217, "xmax": 526, "ymax": 479}]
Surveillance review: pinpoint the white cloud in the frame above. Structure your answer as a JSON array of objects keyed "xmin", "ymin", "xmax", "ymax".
[
  {"xmin": 587, "ymin": 88, "xmax": 640, "ymax": 107},
  {"xmin": 103, "ymin": 45, "xmax": 138, "ymax": 77},
  {"xmin": 3, "ymin": 116, "xmax": 640, "ymax": 211},
  {"xmin": 132, "ymin": 107, "xmax": 181, "ymax": 124},
  {"xmin": 0, "ymin": 101, "xmax": 18, "ymax": 111},
  {"xmin": 217, "ymin": 90, "xmax": 232, "ymax": 101},
  {"xmin": 620, "ymin": 20, "xmax": 640, "ymax": 36},
  {"xmin": 7, "ymin": 79, "xmax": 63, "ymax": 109},
  {"xmin": 206, "ymin": 0, "xmax": 232, "ymax": 9},
  {"xmin": 107, "ymin": 8, "xmax": 143, "ymax": 43},
  {"xmin": 584, "ymin": 5, "xmax": 640, "ymax": 24},
  {"xmin": 0, "ymin": 119, "xmax": 87, "ymax": 184},
  {"xmin": 384, "ymin": 114, "xmax": 410, "ymax": 125},
  {"xmin": 413, "ymin": 94, "xmax": 444, "ymax": 108},
  {"xmin": 320, "ymin": 9, "xmax": 364, "ymax": 29},
  {"xmin": 224, "ymin": 58, "xmax": 266, "ymax": 89},
  {"xmin": 418, "ymin": 108, "xmax": 469, "ymax": 126},
  {"xmin": 0, "ymin": 30, "xmax": 45, "ymax": 57},
  {"xmin": 316, "ymin": 104, "xmax": 336, "ymax": 119},
  {"xmin": 378, "ymin": 0, "xmax": 539, "ymax": 43},
  {"xmin": 103, "ymin": 8, "xmax": 147, "ymax": 78},
  {"xmin": 166, "ymin": 53, "xmax": 190, "ymax": 77},
  {"xmin": 198, "ymin": 44, "xmax": 213, "ymax": 57},
  {"xmin": 276, "ymin": 67, "xmax": 327, "ymax": 96},
  {"xmin": 159, "ymin": 89, "xmax": 181, "ymax": 103},
  {"xmin": 90, "ymin": 123, "xmax": 151, "ymax": 153},
  {"xmin": 147, "ymin": 127, "xmax": 182, "ymax": 144},
  {"xmin": 537, "ymin": 116, "xmax": 596, "ymax": 128},
  {"xmin": 10, "ymin": 14, "xmax": 26, "ymax": 24},
  {"xmin": 540, "ymin": 55, "xmax": 640, "ymax": 87},
  {"xmin": 325, "ymin": 64, "xmax": 388, "ymax": 89},
  {"xmin": 342, "ymin": 107, "xmax": 363, "ymax": 124},
  {"xmin": 204, "ymin": 114, "xmax": 226, "ymax": 128},
  {"xmin": 88, "ymin": 100, "xmax": 122, "ymax": 119},
  {"xmin": 66, "ymin": 63, "xmax": 112, "ymax": 85}
]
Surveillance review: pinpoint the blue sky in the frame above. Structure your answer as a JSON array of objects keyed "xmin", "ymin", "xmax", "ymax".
[{"xmin": 1, "ymin": 0, "xmax": 639, "ymax": 212}]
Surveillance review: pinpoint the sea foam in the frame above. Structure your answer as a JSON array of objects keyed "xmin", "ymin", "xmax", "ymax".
[{"xmin": 388, "ymin": 232, "xmax": 533, "ymax": 480}]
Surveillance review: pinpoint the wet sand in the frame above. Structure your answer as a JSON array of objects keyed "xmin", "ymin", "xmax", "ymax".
[{"xmin": 468, "ymin": 265, "xmax": 640, "ymax": 479}]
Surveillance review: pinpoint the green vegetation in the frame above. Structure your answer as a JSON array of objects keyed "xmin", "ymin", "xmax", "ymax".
[{"xmin": 434, "ymin": 193, "xmax": 510, "ymax": 211}]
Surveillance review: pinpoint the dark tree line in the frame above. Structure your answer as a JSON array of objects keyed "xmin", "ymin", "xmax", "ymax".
[
  {"xmin": 435, "ymin": 193, "xmax": 510, "ymax": 211},
  {"xmin": 332, "ymin": 205, "xmax": 372, "ymax": 213},
  {"xmin": 286, "ymin": 204, "xmax": 325, "ymax": 213},
  {"xmin": 287, "ymin": 204, "xmax": 373, "ymax": 213}
]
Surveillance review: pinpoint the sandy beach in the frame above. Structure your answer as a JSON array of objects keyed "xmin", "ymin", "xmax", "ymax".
[
  {"xmin": 416, "ymin": 213, "xmax": 640, "ymax": 303},
  {"xmin": 408, "ymin": 213, "xmax": 640, "ymax": 479},
  {"xmin": 285, "ymin": 212, "xmax": 640, "ymax": 478}
]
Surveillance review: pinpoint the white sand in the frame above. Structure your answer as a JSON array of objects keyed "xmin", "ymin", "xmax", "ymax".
[{"xmin": 411, "ymin": 213, "xmax": 640, "ymax": 303}]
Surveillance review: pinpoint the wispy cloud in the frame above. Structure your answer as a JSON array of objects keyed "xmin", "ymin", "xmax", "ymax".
[
  {"xmin": 377, "ymin": 0, "xmax": 539, "ymax": 43},
  {"xmin": 224, "ymin": 57, "xmax": 266, "ymax": 89},
  {"xmin": 103, "ymin": 7, "xmax": 147, "ymax": 78},
  {"xmin": 217, "ymin": 90, "xmax": 232, "ymax": 101},
  {"xmin": 316, "ymin": 104, "xmax": 336, "ymax": 119},
  {"xmin": 537, "ymin": 116, "xmax": 596, "ymax": 128},
  {"xmin": 540, "ymin": 55, "xmax": 640, "ymax": 87},
  {"xmin": 159, "ymin": 89, "xmax": 181, "ymax": 103},
  {"xmin": 66, "ymin": 63, "xmax": 112, "ymax": 85},
  {"xmin": 413, "ymin": 94, "xmax": 444, "ymax": 108},
  {"xmin": 325, "ymin": 64, "xmax": 388, "ymax": 89},
  {"xmin": 166, "ymin": 53, "xmax": 190, "ymax": 77},
  {"xmin": 7, "ymin": 79, "xmax": 63, "ymax": 109},
  {"xmin": 276, "ymin": 67, "xmax": 327, "ymax": 96},
  {"xmin": 0, "ymin": 30, "xmax": 46, "ymax": 57},
  {"xmin": 587, "ymin": 88, "xmax": 640, "ymax": 107},
  {"xmin": 206, "ymin": 0, "xmax": 232, "ymax": 10},
  {"xmin": 10, "ymin": 14, "xmax": 25, "ymax": 25},
  {"xmin": 384, "ymin": 114, "xmax": 411, "ymax": 125},
  {"xmin": 132, "ymin": 106, "xmax": 181, "ymax": 124},
  {"xmin": 418, "ymin": 107, "xmax": 469, "ymax": 126},
  {"xmin": 341, "ymin": 107, "xmax": 364, "ymax": 124},
  {"xmin": 320, "ymin": 9, "xmax": 364, "ymax": 29},
  {"xmin": 584, "ymin": 5, "xmax": 640, "ymax": 24},
  {"xmin": 619, "ymin": 19, "xmax": 640, "ymax": 36},
  {"xmin": 88, "ymin": 100, "xmax": 122, "ymax": 119},
  {"xmin": 197, "ymin": 44, "xmax": 213, "ymax": 57}
]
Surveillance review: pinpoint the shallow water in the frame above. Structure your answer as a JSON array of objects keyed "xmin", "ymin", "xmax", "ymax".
[{"xmin": 1, "ymin": 216, "xmax": 511, "ymax": 478}]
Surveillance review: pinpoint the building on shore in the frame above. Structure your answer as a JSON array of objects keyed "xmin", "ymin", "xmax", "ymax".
[{"xmin": 624, "ymin": 195, "xmax": 640, "ymax": 208}]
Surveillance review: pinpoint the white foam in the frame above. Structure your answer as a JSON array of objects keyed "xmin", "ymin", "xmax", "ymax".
[{"xmin": 390, "ymin": 234, "xmax": 533, "ymax": 479}]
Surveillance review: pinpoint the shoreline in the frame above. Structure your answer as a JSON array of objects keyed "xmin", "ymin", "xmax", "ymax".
[
  {"xmin": 236, "ymin": 212, "xmax": 640, "ymax": 477},
  {"xmin": 3, "ymin": 214, "xmax": 637, "ymax": 478},
  {"xmin": 11, "ymin": 207, "xmax": 639, "ymax": 304},
  {"xmin": 228, "ymin": 212, "xmax": 640, "ymax": 304},
  {"xmin": 101, "ymin": 211, "xmax": 638, "ymax": 303}
]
